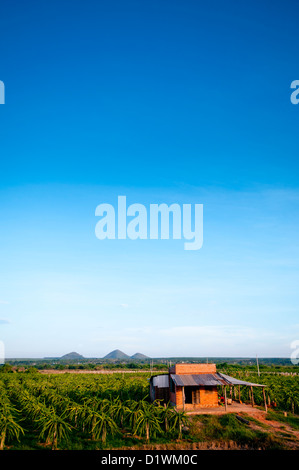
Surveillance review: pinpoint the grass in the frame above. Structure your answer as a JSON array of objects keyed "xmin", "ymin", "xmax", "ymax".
[
  {"xmin": 188, "ymin": 414, "xmax": 284, "ymax": 450},
  {"xmin": 240, "ymin": 413, "xmax": 270, "ymax": 429},
  {"xmin": 265, "ymin": 411, "xmax": 299, "ymax": 430},
  {"xmin": 4, "ymin": 415, "xmax": 289, "ymax": 450},
  {"xmin": 4, "ymin": 405, "xmax": 296, "ymax": 451}
]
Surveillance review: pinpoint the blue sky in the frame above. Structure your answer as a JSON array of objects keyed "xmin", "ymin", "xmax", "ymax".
[{"xmin": 0, "ymin": 0, "xmax": 299, "ymax": 358}]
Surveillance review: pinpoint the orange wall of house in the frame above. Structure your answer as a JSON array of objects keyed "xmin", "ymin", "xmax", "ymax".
[
  {"xmin": 175, "ymin": 387, "xmax": 183, "ymax": 407},
  {"xmin": 173, "ymin": 363, "xmax": 216, "ymax": 374},
  {"xmin": 199, "ymin": 388, "xmax": 218, "ymax": 406},
  {"xmin": 174, "ymin": 386, "xmax": 218, "ymax": 408}
]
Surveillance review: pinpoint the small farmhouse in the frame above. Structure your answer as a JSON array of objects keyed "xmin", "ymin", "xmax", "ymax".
[{"xmin": 149, "ymin": 363, "xmax": 266, "ymax": 411}]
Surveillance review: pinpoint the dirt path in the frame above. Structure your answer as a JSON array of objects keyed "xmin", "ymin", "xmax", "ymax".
[
  {"xmin": 243, "ymin": 409, "xmax": 299, "ymax": 449},
  {"xmin": 186, "ymin": 403, "xmax": 299, "ymax": 449}
]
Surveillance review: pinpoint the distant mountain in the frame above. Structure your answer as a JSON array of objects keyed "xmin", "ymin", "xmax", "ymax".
[
  {"xmin": 131, "ymin": 352, "xmax": 150, "ymax": 360},
  {"xmin": 60, "ymin": 352, "xmax": 84, "ymax": 360},
  {"xmin": 103, "ymin": 349, "xmax": 130, "ymax": 360}
]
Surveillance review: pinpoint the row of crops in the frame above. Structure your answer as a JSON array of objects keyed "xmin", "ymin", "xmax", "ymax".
[
  {"xmin": 0, "ymin": 370, "xmax": 298, "ymax": 450},
  {"xmin": 220, "ymin": 368, "xmax": 299, "ymax": 414},
  {"xmin": 0, "ymin": 372, "xmax": 187, "ymax": 450}
]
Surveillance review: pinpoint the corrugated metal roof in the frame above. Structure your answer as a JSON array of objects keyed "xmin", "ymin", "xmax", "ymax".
[
  {"xmin": 217, "ymin": 373, "xmax": 265, "ymax": 387},
  {"xmin": 171, "ymin": 374, "xmax": 227, "ymax": 387},
  {"xmin": 170, "ymin": 373, "xmax": 265, "ymax": 387},
  {"xmin": 152, "ymin": 374, "xmax": 169, "ymax": 388}
]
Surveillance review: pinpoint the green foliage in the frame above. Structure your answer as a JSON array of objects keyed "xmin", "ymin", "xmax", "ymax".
[
  {"xmin": 25, "ymin": 367, "xmax": 39, "ymax": 374},
  {"xmin": 265, "ymin": 410, "xmax": 299, "ymax": 430},
  {"xmin": 0, "ymin": 372, "xmax": 176, "ymax": 448},
  {"xmin": 38, "ymin": 408, "xmax": 72, "ymax": 449},
  {"xmin": 218, "ymin": 367, "xmax": 299, "ymax": 414},
  {"xmin": 0, "ymin": 368, "xmax": 298, "ymax": 449},
  {"xmin": 0, "ymin": 363, "xmax": 13, "ymax": 373},
  {"xmin": 0, "ymin": 381, "xmax": 25, "ymax": 449},
  {"xmin": 132, "ymin": 400, "xmax": 163, "ymax": 441},
  {"xmin": 192, "ymin": 414, "xmax": 282, "ymax": 449}
]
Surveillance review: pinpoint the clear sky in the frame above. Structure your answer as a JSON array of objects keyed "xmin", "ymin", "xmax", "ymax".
[{"xmin": 0, "ymin": 0, "xmax": 299, "ymax": 358}]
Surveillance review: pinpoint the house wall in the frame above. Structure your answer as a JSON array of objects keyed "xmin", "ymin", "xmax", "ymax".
[
  {"xmin": 149, "ymin": 375, "xmax": 171, "ymax": 403},
  {"xmin": 175, "ymin": 386, "xmax": 184, "ymax": 407},
  {"xmin": 153, "ymin": 386, "xmax": 170, "ymax": 402},
  {"xmin": 199, "ymin": 387, "xmax": 218, "ymax": 407},
  {"xmin": 173, "ymin": 363, "xmax": 216, "ymax": 375},
  {"xmin": 174, "ymin": 385, "xmax": 219, "ymax": 409},
  {"xmin": 170, "ymin": 391, "xmax": 176, "ymax": 405},
  {"xmin": 163, "ymin": 364, "xmax": 220, "ymax": 408}
]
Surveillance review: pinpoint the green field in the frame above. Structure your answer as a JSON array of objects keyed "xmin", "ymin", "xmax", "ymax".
[{"xmin": 0, "ymin": 367, "xmax": 298, "ymax": 450}]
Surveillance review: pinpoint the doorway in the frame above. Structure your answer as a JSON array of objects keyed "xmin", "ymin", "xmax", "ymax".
[{"xmin": 184, "ymin": 387, "xmax": 200, "ymax": 404}]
